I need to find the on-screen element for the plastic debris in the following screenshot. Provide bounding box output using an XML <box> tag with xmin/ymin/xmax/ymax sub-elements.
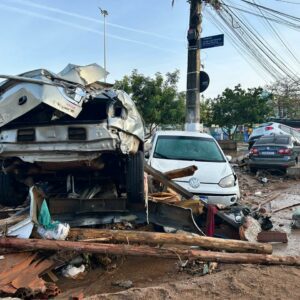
<box><xmin>261</xmin><ymin>177</ymin><xmax>268</xmax><ymax>184</ymax></box>
<box><xmin>38</xmin><ymin>200</ymin><xmax>52</xmax><ymax>229</ymax></box>
<box><xmin>37</xmin><ymin>199</ymin><xmax>70</xmax><ymax>240</ymax></box>
<box><xmin>62</xmin><ymin>264</ymin><xmax>85</xmax><ymax>279</ymax></box>
<box><xmin>37</xmin><ymin>223</ymin><xmax>70</xmax><ymax>240</ymax></box>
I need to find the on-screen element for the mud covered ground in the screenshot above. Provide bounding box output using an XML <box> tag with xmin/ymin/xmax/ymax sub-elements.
<box><xmin>57</xmin><ymin>165</ymin><xmax>300</xmax><ymax>300</ymax></box>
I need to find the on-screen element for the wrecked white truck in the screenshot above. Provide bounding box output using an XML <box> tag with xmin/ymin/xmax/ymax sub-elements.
<box><xmin>0</xmin><ymin>64</ymin><xmax>145</xmax><ymax>211</ymax></box>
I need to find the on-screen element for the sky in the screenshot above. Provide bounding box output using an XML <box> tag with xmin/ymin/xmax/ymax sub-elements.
<box><xmin>0</xmin><ymin>0</ymin><xmax>299</xmax><ymax>98</ymax></box>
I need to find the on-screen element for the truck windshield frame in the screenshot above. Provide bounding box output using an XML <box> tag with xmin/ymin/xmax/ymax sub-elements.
<box><xmin>153</xmin><ymin>135</ymin><xmax>226</xmax><ymax>162</ymax></box>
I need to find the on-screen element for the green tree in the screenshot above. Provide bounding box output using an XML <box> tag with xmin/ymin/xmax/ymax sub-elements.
<box><xmin>114</xmin><ymin>69</ymin><xmax>185</xmax><ymax>136</ymax></box>
<box><xmin>210</xmin><ymin>84</ymin><xmax>272</xmax><ymax>139</ymax></box>
<box><xmin>200</xmin><ymin>95</ymin><xmax>213</xmax><ymax>126</ymax></box>
<box><xmin>266</xmin><ymin>77</ymin><xmax>300</xmax><ymax>119</ymax></box>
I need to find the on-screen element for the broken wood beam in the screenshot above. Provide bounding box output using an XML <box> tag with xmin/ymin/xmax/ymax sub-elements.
<box><xmin>144</xmin><ymin>163</ymin><xmax>194</xmax><ymax>200</ymax></box>
<box><xmin>144</xmin><ymin>162</ymin><xmax>240</xmax><ymax>228</ymax></box>
<box><xmin>257</xmin><ymin>231</ymin><xmax>288</xmax><ymax>243</ymax></box>
<box><xmin>68</xmin><ymin>228</ymin><xmax>272</xmax><ymax>254</ymax></box>
<box><xmin>272</xmin><ymin>203</ymin><xmax>300</xmax><ymax>213</ymax></box>
<box><xmin>164</xmin><ymin>165</ymin><xmax>198</xmax><ymax>180</ymax></box>
<box><xmin>0</xmin><ymin>238</ymin><xmax>299</xmax><ymax>266</ymax></box>
<box><xmin>0</xmin><ymin>214</ymin><xmax>28</xmax><ymax>227</ymax></box>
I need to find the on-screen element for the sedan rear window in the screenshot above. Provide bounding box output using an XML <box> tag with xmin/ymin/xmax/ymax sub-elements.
<box><xmin>153</xmin><ymin>136</ymin><xmax>225</xmax><ymax>162</ymax></box>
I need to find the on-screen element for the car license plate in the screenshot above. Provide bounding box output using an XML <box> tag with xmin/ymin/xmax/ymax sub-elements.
<box><xmin>261</xmin><ymin>151</ymin><xmax>275</xmax><ymax>155</ymax></box>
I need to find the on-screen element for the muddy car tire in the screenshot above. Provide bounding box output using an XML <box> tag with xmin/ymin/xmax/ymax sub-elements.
<box><xmin>0</xmin><ymin>173</ymin><xmax>28</xmax><ymax>207</ymax></box>
<box><xmin>126</xmin><ymin>151</ymin><xmax>144</xmax><ymax>203</ymax></box>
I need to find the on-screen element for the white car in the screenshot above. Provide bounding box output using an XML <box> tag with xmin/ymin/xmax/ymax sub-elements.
<box><xmin>248</xmin><ymin>122</ymin><xmax>300</xmax><ymax>149</ymax></box>
<box><xmin>147</xmin><ymin>131</ymin><xmax>240</xmax><ymax>207</ymax></box>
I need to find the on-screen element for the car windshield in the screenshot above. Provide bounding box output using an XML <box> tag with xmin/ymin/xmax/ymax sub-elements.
<box><xmin>153</xmin><ymin>136</ymin><xmax>225</xmax><ymax>162</ymax></box>
<box><xmin>256</xmin><ymin>136</ymin><xmax>290</xmax><ymax>145</ymax></box>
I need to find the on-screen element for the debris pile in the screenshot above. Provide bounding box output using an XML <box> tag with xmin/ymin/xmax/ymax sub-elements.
<box><xmin>0</xmin><ymin>163</ymin><xmax>299</xmax><ymax>299</ymax></box>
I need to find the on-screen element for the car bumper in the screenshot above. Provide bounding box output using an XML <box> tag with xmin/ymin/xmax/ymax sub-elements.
<box><xmin>249</xmin><ymin>159</ymin><xmax>296</xmax><ymax>169</ymax></box>
<box><xmin>174</xmin><ymin>180</ymin><xmax>240</xmax><ymax>207</ymax></box>
<box><xmin>0</xmin><ymin>123</ymin><xmax>140</xmax><ymax>163</ymax></box>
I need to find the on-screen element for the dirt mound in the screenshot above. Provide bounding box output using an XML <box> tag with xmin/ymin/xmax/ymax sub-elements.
<box><xmin>87</xmin><ymin>265</ymin><xmax>300</xmax><ymax>300</ymax></box>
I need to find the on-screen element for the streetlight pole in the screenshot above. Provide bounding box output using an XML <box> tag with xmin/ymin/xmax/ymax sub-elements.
<box><xmin>185</xmin><ymin>0</ymin><xmax>202</xmax><ymax>132</ymax></box>
<box><xmin>99</xmin><ymin>7</ymin><xmax>108</xmax><ymax>83</ymax></box>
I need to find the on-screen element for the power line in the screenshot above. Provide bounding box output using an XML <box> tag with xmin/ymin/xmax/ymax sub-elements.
<box><xmin>222</xmin><ymin>3</ymin><xmax>300</xmax><ymax>30</ymax></box>
<box><xmin>251</xmin><ymin>0</ymin><xmax>300</xmax><ymax>66</ymax></box>
<box><xmin>205</xmin><ymin>0</ymin><xmax>300</xmax><ymax>82</ymax></box>
<box><xmin>273</xmin><ymin>0</ymin><xmax>300</xmax><ymax>4</ymax></box>
<box><xmin>226</xmin><ymin>6</ymin><xmax>299</xmax><ymax>79</ymax></box>
<box><xmin>240</xmin><ymin>0</ymin><xmax>300</xmax><ymax>21</ymax></box>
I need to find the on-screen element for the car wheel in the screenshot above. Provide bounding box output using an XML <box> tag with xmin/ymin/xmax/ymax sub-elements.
<box><xmin>0</xmin><ymin>173</ymin><xmax>28</xmax><ymax>207</ymax></box>
<box><xmin>126</xmin><ymin>151</ymin><xmax>144</xmax><ymax>203</ymax></box>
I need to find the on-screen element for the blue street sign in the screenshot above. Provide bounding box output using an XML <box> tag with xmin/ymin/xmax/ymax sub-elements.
<box><xmin>200</xmin><ymin>34</ymin><xmax>224</xmax><ymax>49</ymax></box>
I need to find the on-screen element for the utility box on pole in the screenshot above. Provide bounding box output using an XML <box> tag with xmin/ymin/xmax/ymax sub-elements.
<box><xmin>185</xmin><ymin>0</ymin><xmax>202</xmax><ymax>132</ymax></box>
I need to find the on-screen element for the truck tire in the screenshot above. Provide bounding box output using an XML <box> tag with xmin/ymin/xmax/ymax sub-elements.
<box><xmin>0</xmin><ymin>173</ymin><xmax>28</xmax><ymax>207</ymax></box>
<box><xmin>126</xmin><ymin>151</ymin><xmax>144</xmax><ymax>203</ymax></box>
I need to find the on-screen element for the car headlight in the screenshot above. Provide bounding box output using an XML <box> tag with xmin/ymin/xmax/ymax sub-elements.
<box><xmin>219</xmin><ymin>174</ymin><xmax>235</xmax><ymax>188</ymax></box>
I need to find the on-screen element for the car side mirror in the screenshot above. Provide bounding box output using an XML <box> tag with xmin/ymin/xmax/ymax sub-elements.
<box><xmin>226</xmin><ymin>155</ymin><xmax>232</xmax><ymax>162</ymax></box>
<box><xmin>145</xmin><ymin>151</ymin><xmax>150</xmax><ymax>159</ymax></box>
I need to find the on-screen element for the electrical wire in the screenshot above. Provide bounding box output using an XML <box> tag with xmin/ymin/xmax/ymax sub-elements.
<box><xmin>251</xmin><ymin>0</ymin><xmax>300</xmax><ymax>66</ymax></box>
<box><xmin>204</xmin><ymin>0</ymin><xmax>300</xmax><ymax>82</ymax></box>
<box><xmin>240</xmin><ymin>0</ymin><xmax>300</xmax><ymax>21</ymax></box>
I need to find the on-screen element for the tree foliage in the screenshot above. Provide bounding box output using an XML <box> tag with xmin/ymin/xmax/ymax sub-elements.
<box><xmin>114</xmin><ymin>69</ymin><xmax>185</xmax><ymax>135</ymax></box>
<box><xmin>266</xmin><ymin>77</ymin><xmax>300</xmax><ymax>119</ymax></box>
<box><xmin>200</xmin><ymin>95</ymin><xmax>213</xmax><ymax>126</ymax></box>
<box><xmin>209</xmin><ymin>84</ymin><xmax>272</xmax><ymax>139</ymax></box>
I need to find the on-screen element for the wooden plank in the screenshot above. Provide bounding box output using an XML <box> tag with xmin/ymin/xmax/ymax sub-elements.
<box><xmin>257</xmin><ymin>231</ymin><xmax>288</xmax><ymax>243</ymax></box>
<box><xmin>272</xmin><ymin>203</ymin><xmax>300</xmax><ymax>213</ymax></box>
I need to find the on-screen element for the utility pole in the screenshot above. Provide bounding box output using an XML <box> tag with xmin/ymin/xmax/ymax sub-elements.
<box><xmin>99</xmin><ymin>7</ymin><xmax>108</xmax><ymax>83</ymax></box>
<box><xmin>185</xmin><ymin>0</ymin><xmax>202</xmax><ymax>132</ymax></box>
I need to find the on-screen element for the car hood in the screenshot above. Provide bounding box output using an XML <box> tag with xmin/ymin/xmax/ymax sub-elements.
<box><xmin>150</xmin><ymin>158</ymin><xmax>233</xmax><ymax>184</ymax></box>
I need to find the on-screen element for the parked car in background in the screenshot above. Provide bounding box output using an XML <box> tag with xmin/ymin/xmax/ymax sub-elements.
<box><xmin>248</xmin><ymin>122</ymin><xmax>300</xmax><ymax>149</ymax></box>
<box><xmin>146</xmin><ymin>131</ymin><xmax>240</xmax><ymax>207</ymax></box>
<box><xmin>248</xmin><ymin>134</ymin><xmax>300</xmax><ymax>173</ymax></box>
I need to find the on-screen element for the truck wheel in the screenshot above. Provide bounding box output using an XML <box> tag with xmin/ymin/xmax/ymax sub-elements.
<box><xmin>0</xmin><ymin>173</ymin><xmax>28</xmax><ymax>207</ymax></box>
<box><xmin>126</xmin><ymin>151</ymin><xmax>144</xmax><ymax>203</ymax></box>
